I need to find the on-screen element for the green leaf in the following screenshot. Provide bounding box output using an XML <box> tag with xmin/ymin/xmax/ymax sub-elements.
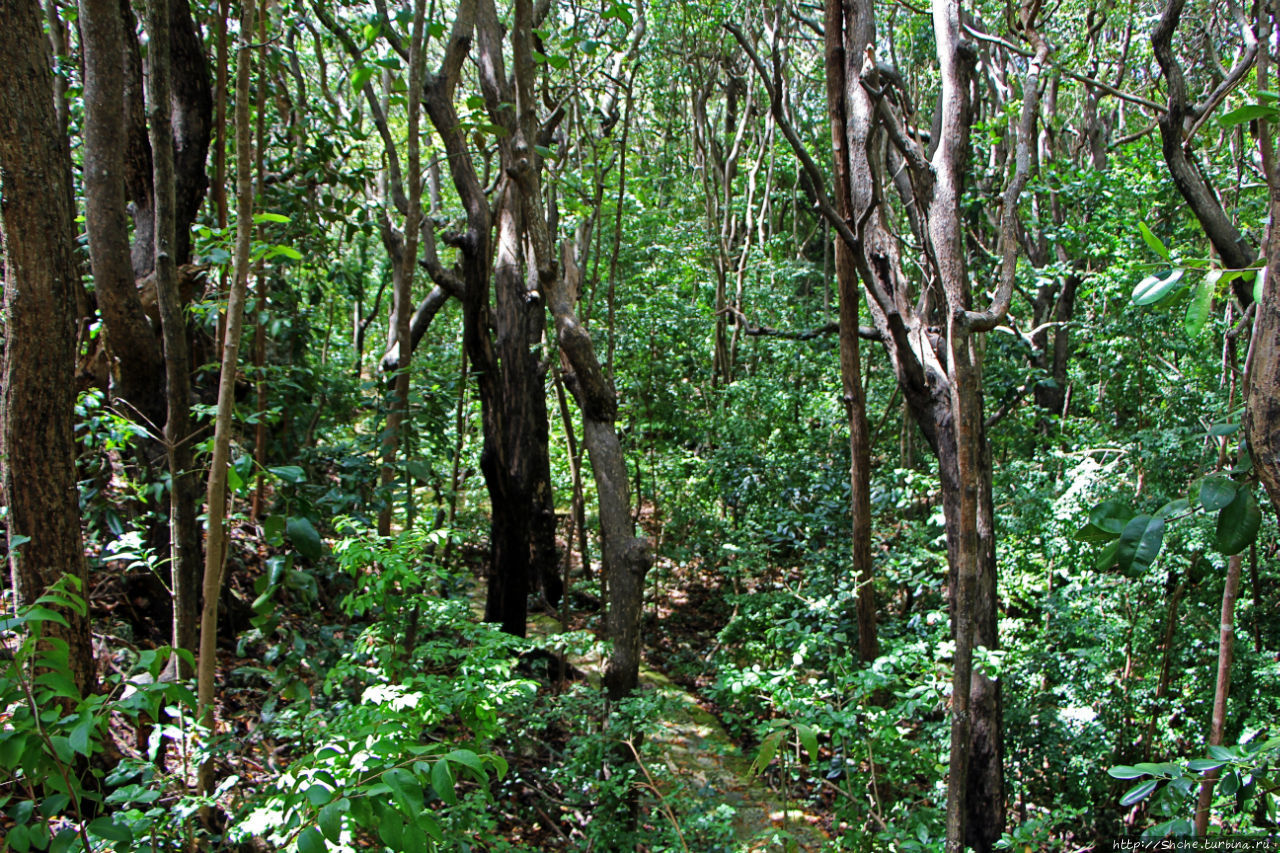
<box><xmin>1108</xmin><ymin>764</ymin><xmax>1146</xmax><ymax>779</ymax></box>
<box><xmin>34</xmin><ymin>671</ymin><xmax>80</xmax><ymax>701</ymax></box>
<box><xmin>23</xmin><ymin>606</ymin><xmax>69</xmax><ymax>627</ymax></box>
<box><xmin>1120</xmin><ymin>778</ymin><xmax>1159</xmax><ymax>806</ymax></box>
<box><xmin>318</xmin><ymin>798</ymin><xmax>349</xmax><ymax>842</ymax></box>
<box><xmin>1220</xmin><ymin>102</ymin><xmax>1280</xmax><ymax>128</ymax></box>
<box><xmin>1132</xmin><ymin>268</ymin><xmax>1185</xmax><ymax>305</ymax></box>
<box><xmin>1106</xmin><ymin>514</ymin><xmax>1163</xmax><ymax>575</ymax></box>
<box><xmin>1215</xmin><ymin>486</ymin><xmax>1261</xmax><ymax>555</ymax></box>
<box><xmin>351</xmin><ymin>65</ymin><xmax>376</xmax><ymax>92</ymax></box>
<box><xmin>1199</xmin><ymin>475</ymin><xmax>1238</xmax><ymax>511</ymax></box>
<box><xmin>1155</xmin><ymin>498</ymin><xmax>1189</xmax><ymax>519</ymax></box>
<box><xmin>69</xmin><ymin>714</ymin><xmax>94</xmax><ymax>757</ymax></box>
<box><xmin>263</xmin><ymin>515</ymin><xmax>287</xmax><ymax>547</ymax></box>
<box><xmin>227</xmin><ymin>463</ymin><xmax>244</xmax><ymax>495</ymax></box>
<box><xmin>253</xmin><ymin>212</ymin><xmax>291</xmax><ymax>224</ymax></box>
<box><xmin>1133</xmin><ymin>761</ymin><xmax>1180</xmax><ymax>777</ymax></box>
<box><xmin>406</xmin><ymin>459</ymin><xmax>432</xmax><ymax>485</ymax></box>
<box><xmin>1255</xmin><ymin>266</ymin><xmax>1266</xmax><ymax>303</ymax></box>
<box><xmin>266</xmin><ymin>244</ymin><xmax>303</xmax><ymax>261</ymax></box>
<box><xmin>50</xmin><ymin>829</ymin><xmax>77</xmax><ymax>853</ymax></box>
<box><xmin>86</xmin><ymin>817</ymin><xmax>133</xmax><ymax>842</ymax></box>
<box><xmin>750</xmin><ymin>729</ymin><xmax>786</xmax><ymax>777</ymax></box>
<box><xmin>795</xmin><ymin>722</ymin><xmax>819</xmax><ymax>763</ymax></box>
<box><xmin>298</xmin><ymin>826</ymin><xmax>326</xmax><ymax>853</ymax></box>
<box><xmin>305</xmin><ymin>783</ymin><xmax>333</xmax><ymax>807</ymax></box>
<box><xmin>1075</xmin><ymin>523</ymin><xmax>1117</xmax><ymax>544</ymax></box>
<box><xmin>287</xmin><ymin>517</ymin><xmax>325</xmax><ymax>561</ymax></box>
<box><xmin>1208</xmin><ymin>744</ymin><xmax>1237</xmax><ymax>760</ymax></box>
<box><xmin>445</xmin><ymin>748</ymin><xmax>485</xmax><ymax>779</ymax></box>
<box><xmin>1187</xmin><ymin>759</ymin><xmax>1225</xmax><ymax>772</ymax></box>
<box><xmin>8</xmin><ymin>824</ymin><xmax>30</xmax><ymax>853</ymax></box>
<box><xmin>1139</xmin><ymin>223</ymin><xmax>1171</xmax><ymax>262</ymax></box>
<box><xmin>1184</xmin><ymin>271</ymin><xmax>1217</xmax><ymax>336</ymax></box>
<box><xmin>269</xmin><ymin>465</ymin><xmax>306</xmax><ymax>484</ymax></box>
<box><xmin>431</xmin><ymin>757</ymin><xmax>456</xmax><ymax>805</ymax></box>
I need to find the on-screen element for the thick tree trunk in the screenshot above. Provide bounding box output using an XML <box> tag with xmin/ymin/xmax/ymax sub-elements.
<box><xmin>0</xmin><ymin>0</ymin><xmax>95</xmax><ymax>697</ymax></box>
<box><xmin>79</xmin><ymin>0</ymin><xmax>168</xmax><ymax>428</ymax></box>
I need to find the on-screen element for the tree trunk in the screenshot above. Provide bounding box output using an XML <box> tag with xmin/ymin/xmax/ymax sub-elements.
<box><xmin>79</xmin><ymin>0</ymin><xmax>167</xmax><ymax>428</ymax></box>
<box><xmin>1194</xmin><ymin>552</ymin><xmax>1242</xmax><ymax>834</ymax></box>
<box><xmin>0</xmin><ymin>0</ymin><xmax>95</xmax><ymax>697</ymax></box>
<box><xmin>197</xmin><ymin>0</ymin><xmax>254</xmax><ymax>800</ymax></box>
<box><xmin>823</xmin><ymin>0</ymin><xmax>878</xmax><ymax>665</ymax></box>
<box><xmin>144</xmin><ymin>0</ymin><xmax>202</xmax><ymax>665</ymax></box>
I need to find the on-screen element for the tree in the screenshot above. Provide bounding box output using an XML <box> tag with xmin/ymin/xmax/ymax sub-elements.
<box><xmin>0</xmin><ymin>0</ymin><xmax>95</xmax><ymax>697</ymax></box>
<box><xmin>733</xmin><ymin>0</ymin><xmax>1051</xmax><ymax>845</ymax></box>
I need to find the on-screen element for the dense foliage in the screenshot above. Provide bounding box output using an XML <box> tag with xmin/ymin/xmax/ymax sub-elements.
<box><xmin>2</xmin><ymin>0</ymin><xmax>1279</xmax><ymax>850</ymax></box>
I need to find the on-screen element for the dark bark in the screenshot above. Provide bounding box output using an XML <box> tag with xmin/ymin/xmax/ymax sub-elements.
<box><xmin>122</xmin><ymin>0</ymin><xmax>212</xmax><ymax>277</ymax></box>
<box><xmin>0</xmin><ymin>0</ymin><xmax>95</xmax><ymax>697</ymax></box>
<box><xmin>552</xmin><ymin>233</ymin><xmax>651</xmax><ymax>698</ymax></box>
<box><xmin>145</xmin><ymin>0</ymin><xmax>202</xmax><ymax>661</ymax></box>
<box><xmin>79</xmin><ymin>0</ymin><xmax>167</xmax><ymax>428</ymax></box>
<box><xmin>823</xmin><ymin>0</ymin><xmax>878</xmax><ymax>665</ymax></box>
<box><xmin>1153</xmin><ymin>0</ymin><xmax>1256</xmax><ymax>305</ymax></box>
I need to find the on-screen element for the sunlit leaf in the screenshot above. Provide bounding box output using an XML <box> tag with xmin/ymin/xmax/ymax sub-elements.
<box><xmin>1132</xmin><ymin>268</ymin><xmax>1185</xmax><ymax>305</ymax></box>
<box><xmin>1139</xmin><ymin>222</ymin><xmax>1171</xmax><ymax>261</ymax></box>
<box><xmin>1120</xmin><ymin>778</ymin><xmax>1159</xmax><ymax>806</ymax></box>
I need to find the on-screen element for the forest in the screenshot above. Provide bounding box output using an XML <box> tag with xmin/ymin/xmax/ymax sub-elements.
<box><xmin>2</xmin><ymin>0</ymin><xmax>1280</xmax><ymax>849</ymax></box>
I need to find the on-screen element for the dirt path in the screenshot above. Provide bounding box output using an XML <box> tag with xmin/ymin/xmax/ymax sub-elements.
<box><xmin>529</xmin><ymin>612</ymin><xmax>831</xmax><ymax>851</ymax></box>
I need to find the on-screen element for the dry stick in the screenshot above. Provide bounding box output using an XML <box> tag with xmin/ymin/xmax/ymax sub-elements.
<box><xmin>1194</xmin><ymin>551</ymin><xmax>1243</xmax><ymax>834</ymax></box>
<box><xmin>197</xmin><ymin>0</ymin><xmax>255</xmax><ymax>805</ymax></box>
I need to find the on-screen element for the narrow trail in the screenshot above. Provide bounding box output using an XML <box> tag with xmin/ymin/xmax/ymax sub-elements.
<box><xmin>527</xmin><ymin>611</ymin><xmax>831</xmax><ymax>851</ymax></box>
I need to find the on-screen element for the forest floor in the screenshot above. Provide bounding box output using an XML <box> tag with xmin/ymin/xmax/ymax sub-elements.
<box><xmin>88</xmin><ymin>511</ymin><xmax>836</xmax><ymax>850</ymax></box>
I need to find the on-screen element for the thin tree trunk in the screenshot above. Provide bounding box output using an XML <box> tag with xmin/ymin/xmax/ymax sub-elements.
<box><xmin>144</xmin><ymin>0</ymin><xmax>201</xmax><ymax>666</ymax></box>
<box><xmin>197</xmin><ymin>0</ymin><xmax>254</xmax><ymax>800</ymax></box>
<box><xmin>1194</xmin><ymin>552</ymin><xmax>1242</xmax><ymax>834</ymax></box>
<box><xmin>0</xmin><ymin>0</ymin><xmax>95</xmax><ymax>696</ymax></box>
<box><xmin>250</xmin><ymin>7</ymin><xmax>268</xmax><ymax>522</ymax></box>
<box><xmin>823</xmin><ymin>0</ymin><xmax>878</xmax><ymax>665</ymax></box>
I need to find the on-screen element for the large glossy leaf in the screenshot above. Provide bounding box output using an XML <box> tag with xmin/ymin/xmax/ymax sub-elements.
<box><xmin>1184</xmin><ymin>271</ymin><xmax>1218</xmax><ymax>336</ymax></box>
<box><xmin>287</xmin><ymin>517</ymin><xmax>325</xmax><ymax>561</ymax></box>
<box><xmin>1132</xmin><ymin>268</ymin><xmax>1185</xmax><ymax>305</ymax></box>
<box><xmin>1215</xmin><ymin>487</ymin><xmax>1261</xmax><ymax>555</ymax></box>
<box><xmin>1120</xmin><ymin>778</ymin><xmax>1159</xmax><ymax>806</ymax></box>
<box><xmin>1075</xmin><ymin>500</ymin><xmax>1134</xmax><ymax>543</ymax></box>
<box><xmin>1198</xmin><ymin>475</ymin><xmax>1238</xmax><ymax>511</ymax></box>
<box><xmin>1220</xmin><ymin>102</ymin><xmax>1280</xmax><ymax>128</ymax></box>
<box><xmin>1124</xmin><ymin>515</ymin><xmax>1165</xmax><ymax>575</ymax></box>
